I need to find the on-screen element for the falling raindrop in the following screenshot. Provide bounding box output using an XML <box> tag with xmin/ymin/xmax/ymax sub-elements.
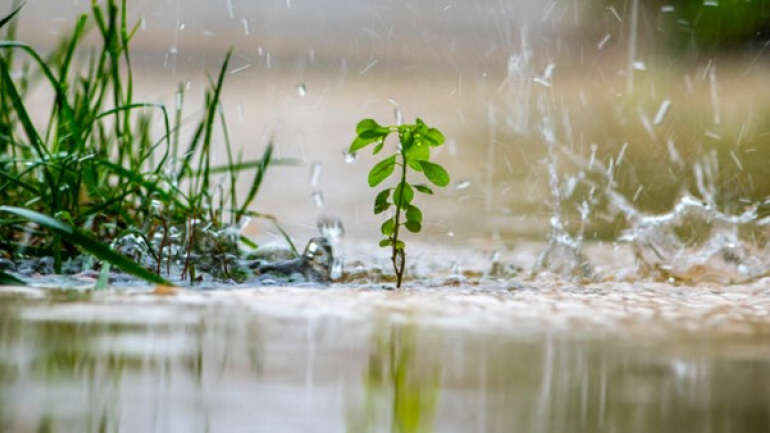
<box><xmin>456</xmin><ymin>180</ymin><xmax>471</xmax><ymax>190</ymax></box>
<box><xmin>388</xmin><ymin>98</ymin><xmax>403</xmax><ymax>126</ymax></box>
<box><xmin>654</xmin><ymin>100</ymin><xmax>672</xmax><ymax>125</ymax></box>
<box><xmin>178</xmin><ymin>22</ymin><xmax>186</xmax><ymax>31</ymax></box>
<box><xmin>331</xmin><ymin>258</ymin><xmax>343</xmax><ymax>280</ymax></box>
<box><xmin>226</xmin><ymin>0</ymin><xmax>234</xmax><ymax>19</ymax></box>
<box><xmin>317</xmin><ymin>215</ymin><xmax>345</xmax><ymax>242</ymax></box>
<box><xmin>360</xmin><ymin>60</ymin><xmax>378</xmax><ymax>74</ymax></box>
<box><xmin>230</xmin><ymin>64</ymin><xmax>251</xmax><ymax>74</ymax></box>
<box><xmin>597</xmin><ymin>33</ymin><xmax>611</xmax><ymax>50</ymax></box>
<box><xmin>296</xmin><ymin>83</ymin><xmax>307</xmax><ymax>97</ymax></box>
<box><xmin>309</xmin><ymin>162</ymin><xmax>322</xmax><ymax>186</ymax></box>
<box><xmin>311</xmin><ymin>191</ymin><xmax>325</xmax><ymax>208</ymax></box>
<box><xmin>343</xmin><ymin>150</ymin><xmax>358</xmax><ymax>164</ymax></box>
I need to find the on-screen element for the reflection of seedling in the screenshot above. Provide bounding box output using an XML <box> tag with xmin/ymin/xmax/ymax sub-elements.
<box><xmin>349</xmin><ymin>118</ymin><xmax>450</xmax><ymax>288</ymax></box>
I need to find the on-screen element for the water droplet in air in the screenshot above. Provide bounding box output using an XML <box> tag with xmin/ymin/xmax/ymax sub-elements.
<box><xmin>456</xmin><ymin>180</ymin><xmax>471</xmax><ymax>190</ymax></box>
<box><xmin>150</xmin><ymin>200</ymin><xmax>164</xmax><ymax>215</ymax></box>
<box><xmin>309</xmin><ymin>162</ymin><xmax>322</xmax><ymax>186</ymax></box>
<box><xmin>343</xmin><ymin>150</ymin><xmax>358</xmax><ymax>164</ymax></box>
<box><xmin>311</xmin><ymin>191</ymin><xmax>325</xmax><ymax>208</ymax></box>
<box><xmin>388</xmin><ymin>98</ymin><xmax>402</xmax><ymax>125</ymax></box>
<box><xmin>296</xmin><ymin>83</ymin><xmax>307</xmax><ymax>97</ymax></box>
<box><xmin>179</xmin><ymin>22</ymin><xmax>186</xmax><ymax>31</ymax></box>
<box><xmin>597</xmin><ymin>33</ymin><xmax>611</xmax><ymax>50</ymax></box>
<box><xmin>654</xmin><ymin>100</ymin><xmax>672</xmax><ymax>125</ymax></box>
<box><xmin>331</xmin><ymin>258</ymin><xmax>343</xmax><ymax>280</ymax></box>
<box><xmin>317</xmin><ymin>215</ymin><xmax>345</xmax><ymax>242</ymax></box>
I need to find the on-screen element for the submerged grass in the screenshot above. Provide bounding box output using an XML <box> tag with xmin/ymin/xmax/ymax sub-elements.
<box><xmin>0</xmin><ymin>1</ymin><xmax>287</xmax><ymax>284</ymax></box>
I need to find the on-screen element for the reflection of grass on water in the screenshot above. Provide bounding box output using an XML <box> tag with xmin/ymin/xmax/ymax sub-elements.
<box><xmin>349</xmin><ymin>322</ymin><xmax>441</xmax><ymax>433</ymax></box>
<box><xmin>0</xmin><ymin>1</ymin><xmax>285</xmax><ymax>284</ymax></box>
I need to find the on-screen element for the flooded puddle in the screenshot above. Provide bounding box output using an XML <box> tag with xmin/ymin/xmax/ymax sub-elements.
<box><xmin>3</xmin><ymin>241</ymin><xmax>770</xmax><ymax>433</ymax></box>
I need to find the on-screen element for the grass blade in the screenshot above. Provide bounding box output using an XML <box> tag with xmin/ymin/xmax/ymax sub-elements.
<box><xmin>0</xmin><ymin>270</ymin><xmax>24</xmax><ymax>285</ymax></box>
<box><xmin>0</xmin><ymin>206</ymin><xmax>171</xmax><ymax>285</ymax></box>
<box><xmin>236</xmin><ymin>143</ymin><xmax>273</xmax><ymax>222</ymax></box>
<box><xmin>0</xmin><ymin>2</ymin><xmax>24</xmax><ymax>31</ymax></box>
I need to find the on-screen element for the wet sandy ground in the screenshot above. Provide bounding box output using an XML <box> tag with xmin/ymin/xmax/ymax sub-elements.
<box><xmin>3</xmin><ymin>241</ymin><xmax>770</xmax><ymax>340</ymax></box>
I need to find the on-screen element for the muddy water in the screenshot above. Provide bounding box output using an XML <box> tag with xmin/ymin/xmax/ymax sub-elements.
<box><xmin>3</xmin><ymin>242</ymin><xmax>770</xmax><ymax>433</ymax></box>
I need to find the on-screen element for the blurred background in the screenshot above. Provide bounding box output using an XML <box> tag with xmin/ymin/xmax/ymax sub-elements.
<box><xmin>10</xmin><ymin>0</ymin><xmax>770</xmax><ymax>246</ymax></box>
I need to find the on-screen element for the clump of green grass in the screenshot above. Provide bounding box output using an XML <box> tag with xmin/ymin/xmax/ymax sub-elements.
<box><xmin>0</xmin><ymin>1</ymin><xmax>285</xmax><ymax>284</ymax></box>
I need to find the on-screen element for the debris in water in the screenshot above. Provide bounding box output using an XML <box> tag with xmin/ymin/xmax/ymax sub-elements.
<box><xmin>250</xmin><ymin>237</ymin><xmax>334</xmax><ymax>283</ymax></box>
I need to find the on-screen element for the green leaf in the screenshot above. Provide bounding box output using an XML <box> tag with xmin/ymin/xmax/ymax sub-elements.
<box><xmin>374</xmin><ymin>189</ymin><xmax>391</xmax><ymax>214</ymax></box>
<box><xmin>405</xmin><ymin>141</ymin><xmax>429</xmax><ymax>162</ymax></box>
<box><xmin>413</xmin><ymin>184</ymin><xmax>434</xmax><ymax>195</ymax></box>
<box><xmin>381</xmin><ymin>218</ymin><xmax>395</xmax><ymax>236</ymax></box>
<box><xmin>394</xmin><ymin>240</ymin><xmax>405</xmax><ymax>251</ymax></box>
<box><xmin>407</xmin><ymin>159</ymin><xmax>423</xmax><ymax>172</ymax></box>
<box><xmin>393</xmin><ymin>182</ymin><xmax>414</xmax><ymax>206</ymax></box>
<box><xmin>379</xmin><ymin>238</ymin><xmax>392</xmax><ymax>248</ymax></box>
<box><xmin>372</xmin><ymin>141</ymin><xmax>385</xmax><ymax>155</ymax></box>
<box><xmin>418</xmin><ymin>161</ymin><xmax>450</xmax><ymax>187</ymax></box>
<box><xmin>0</xmin><ymin>270</ymin><xmax>24</xmax><ymax>286</ymax></box>
<box><xmin>350</xmin><ymin>135</ymin><xmax>379</xmax><ymax>153</ymax></box>
<box><xmin>356</xmin><ymin>118</ymin><xmax>390</xmax><ymax>138</ymax></box>
<box><xmin>423</xmin><ymin>127</ymin><xmax>445</xmax><ymax>146</ymax></box>
<box><xmin>415</xmin><ymin>118</ymin><xmax>445</xmax><ymax>145</ymax></box>
<box><xmin>405</xmin><ymin>205</ymin><xmax>423</xmax><ymax>224</ymax></box>
<box><xmin>0</xmin><ymin>206</ymin><xmax>171</xmax><ymax>285</ymax></box>
<box><xmin>398</xmin><ymin>128</ymin><xmax>415</xmax><ymax>151</ymax></box>
<box><xmin>368</xmin><ymin>155</ymin><xmax>396</xmax><ymax>187</ymax></box>
<box><xmin>404</xmin><ymin>220</ymin><xmax>422</xmax><ymax>233</ymax></box>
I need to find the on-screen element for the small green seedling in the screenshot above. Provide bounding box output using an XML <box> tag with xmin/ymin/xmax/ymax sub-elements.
<box><xmin>349</xmin><ymin>118</ymin><xmax>450</xmax><ymax>288</ymax></box>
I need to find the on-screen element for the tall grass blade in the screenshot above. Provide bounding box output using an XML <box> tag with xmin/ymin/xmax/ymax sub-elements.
<box><xmin>0</xmin><ymin>2</ymin><xmax>24</xmax><ymax>30</ymax></box>
<box><xmin>236</xmin><ymin>143</ymin><xmax>273</xmax><ymax>222</ymax></box>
